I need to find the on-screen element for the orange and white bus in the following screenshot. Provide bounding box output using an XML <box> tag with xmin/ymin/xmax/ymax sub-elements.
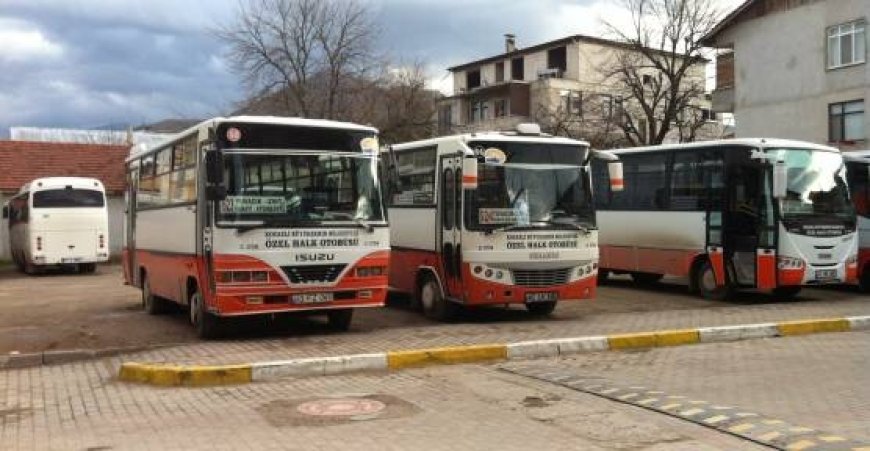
<box><xmin>844</xmin><ymin>150</ymin><xmax>870</xmax><ymax>291</ymax></box>
<box><xmin>386</xmin><ymin>124</ymin><xmax>622</xmax><ymax>320</ymax></box>
<box><xmin>123</xmin><ymin>116</ymin><xmax>390</xmax><ymax>338</ymax></box>
<box><xmin>594</xmin><ymin>139</ymin><xmax>858</xmax><ymax>300</ymax></box>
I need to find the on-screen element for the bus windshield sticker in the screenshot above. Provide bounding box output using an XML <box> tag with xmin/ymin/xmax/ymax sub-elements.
<box><xmin>479</xmin><ymin>208</ymin><xmax>518</xmax><ymax>224</ymax></box>
<box><xmin>360</xmin><ymin>137</ymin><xmax>379</xmax><ymax>154</ymax></box>
<box><xmin>484</xmin><ymin>148</ymin><xmax>507</xmax><ymax>164</ymax></box>
<box><xmin>220</xmin><ymin>196</ymin><xmax>286</xmax><ymax>214</ymax></box>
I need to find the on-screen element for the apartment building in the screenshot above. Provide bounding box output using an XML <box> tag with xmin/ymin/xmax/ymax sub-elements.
<box><xmin>438</xmin><ymin>33</ymin><xmax>716</xmax><ymax>144</ymax></box>
<box><xmin>704</xmin><ymin>0</ymin><xmax>867</xmax><ymax>150</ymax></box>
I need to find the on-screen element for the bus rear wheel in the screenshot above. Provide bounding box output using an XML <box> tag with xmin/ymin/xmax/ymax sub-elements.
<box><xmin>419</xmin><ymin>275</ymin><xmax>457</xmax><ymax>321</ymax></box>
<box><xmin>78</xmin><ymin>263</ymin><xmax>96</xmax><ymax>274</ymax></box>
<box><xmin>189</xmin><ymin>290</ymin><xmax>222</xmax><ymax>339</ymax></box>
<box><xmin>859</xmin><ymin>267</ymin><xmax>870</xmax><ymax>293</ymax></box>
<box><xmin>526</xmin><ymin>301</ymin><xmax>557</xmax><ymax>316</ymax></box>
<box><xmin>327</xmin><ymin>309</ymin><xmax>354</xmax><ymax>331</ymax></box>
<box><xmin>694</xmin><ymin>259</ymin><xmax>732</xmax><ymax>301</ymax></box>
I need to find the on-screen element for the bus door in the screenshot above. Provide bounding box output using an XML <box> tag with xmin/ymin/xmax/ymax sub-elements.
<box><xmin>126</xmin><ymin>168</ymin><xmax>139</xmax><ymax>285</ymax></box>
<box><xmin>755</xmin><ymin>164</ymin><xmax>778</xmax><ymax>290</ymax></box>
<box><xmin>724</xmin><ymin>155</ymin><xmax>767</xmax><ymax>288</ymax></box>
<box><xmin>439</xmin><ymin>154</ymin><xmax>463</xmax><ymax>300</ymax></box>
<box><xmin>705</xmin><ymin>151</ymin><xmax>727</xmax><ymax>288</ymax></box>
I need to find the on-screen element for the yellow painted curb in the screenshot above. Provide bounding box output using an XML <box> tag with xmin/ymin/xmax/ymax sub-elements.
<box><xmin>777</xmin><ymin>318</ymin><xmax>851</xmax><ymax>336</ymax></box>
<box><xmin>387</xmin><ymin>344</ymin><xmax>507</xmax><ymax>369</ymax></box>
<box><xmin>119</xmin><ymin>362</ymin><xmax>252</xmax><ymax>386</ymax></box>
<box><xmin>608</xmin><ymin>329</ymin><xmax>700</xmax><ymax>350</ymax></box>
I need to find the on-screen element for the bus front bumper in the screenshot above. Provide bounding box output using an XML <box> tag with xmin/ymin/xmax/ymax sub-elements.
<box><xmin>211</xmin><ymin>285</ymin><xmax>388</xmax><ymax>316</ymax></box>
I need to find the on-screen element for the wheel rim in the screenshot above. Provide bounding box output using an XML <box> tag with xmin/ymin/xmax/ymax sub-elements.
<box><xmin>421</xmin><ymin>282</ymin><xmax>436</xmax><ymax>312</ymax></box>
<box><xmin>190</xmin><ymin>293</ymin><xmax>201</xmax><ymax>326</ymax></box>
<box><xmin>700</xmin><ymin>266</ymin><xmax>718</xmax><ymax>293</ymax></box>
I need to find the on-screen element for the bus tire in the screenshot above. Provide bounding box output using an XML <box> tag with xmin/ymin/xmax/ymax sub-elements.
<box><xmin>597</xmin><ymin>270</ymin><xmax>610</xmax><ymax>284</ymax></box>
<box><xmin>694</xmin><ymin>259</ymin><xmax>732</xmax><ymax>301</ymax></box>
<box><xmin>327</xmin><ymin>309</ymin><xmax>354</xmax><ymax>331</ymax></box>
<box><xmin>142</xmin><ymin>274</ymin><xmax>170</xmax><ymax>315</ymax></box>
<box><xmin>526</xmin><ymin>301</ymin><xmax>557</xmax><ymax>316</ymax></box>
<box><xmin>79</xmin><ymin>263</ymin><xmax>97</xmax><ymax>274</ymax></box>
<box><xmin>771</xmin><ymin>286</ymin><xmax>801</xmax><ymax>300</ymax></box>
<box><xmin>189</xmin><ymin>290</ymin><xmax>222</xmax><ymax>339</ymax></box>
<box><xmin>860</xmin><ymin>267</ymin><xmax>870</xmax><ymax>293</ymax></box>
<box><xmin>631</xmin><ymin>272</ymin><xmax>663</xmax><ymax>285</ymax></box>
<box><xmin>419</xmin><ymin>275</ymin><xmax>456</xmax><ymax>321</ymax></box>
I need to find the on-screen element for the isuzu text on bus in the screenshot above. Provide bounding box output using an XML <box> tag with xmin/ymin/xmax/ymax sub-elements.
<box><xmin>123</xmin><ymin>116</ymin><xmax>390</xmax><ymax>338</ymax></box>
<box><xmin>386</xmin><ymin>124</ymin><xmax>622</xmax><ymax>320</ymax></box>
<box><xmin>594</xmin><ymin>139</ymin><xmax>858</xmax><ymax>300</ymax></box>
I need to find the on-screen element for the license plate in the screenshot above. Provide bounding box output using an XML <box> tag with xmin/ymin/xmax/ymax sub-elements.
<box><xmin>815</xmin><ymin>269</ymin><xmax>838</xmax><ymax>281</ymax></box>
<box><xmin>525</xmin><ymin>292</ymin><xmax>558</xmax><ymax>303</ymax></box>
<box><xmin>61</xmin><ymin>257</ymin><xmax>82</xmax><ymax>263</ymax></box>
<box><xmin>291</xmin><ymin>292</ymin><xmax>334</xmax><ymax>305</ymax></box>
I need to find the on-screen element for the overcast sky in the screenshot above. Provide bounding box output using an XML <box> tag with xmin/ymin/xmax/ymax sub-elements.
<box><xmin>0</xmin><ymin>0</ymin><xmax>742</xmax><ymax>137</ymax></box>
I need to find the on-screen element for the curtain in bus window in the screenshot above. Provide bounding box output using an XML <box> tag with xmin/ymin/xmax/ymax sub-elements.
<box><xmin>591</xmin><ymin>160</ymin><xmax>611</xmax><ymax>208</ymax></box>
<box><xmin>846</xmin><ymin>161</ymin><xmax>870</xmax><ymax>217</ymax></box>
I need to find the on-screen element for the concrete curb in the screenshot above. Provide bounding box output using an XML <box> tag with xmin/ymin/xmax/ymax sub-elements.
<box><xmin>1</xmin><ymin>344</ymin><xmax>172</xmax><ymax>370</ymax></box>
<box><xmin>117</xmin><ymin>315</ymin><xmax>870</xmax><ymax>387</ymax></box>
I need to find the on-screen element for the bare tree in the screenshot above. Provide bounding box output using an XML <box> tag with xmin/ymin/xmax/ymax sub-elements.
<box><xmin>535</xmin><ymin>93</ymin><xmax>630</xmax><ymax>149</ymax></box>
<box><xmin>602</xmin><ymin>0</ymin><xmax>721</xmax><ymax>146</ymax></box>
<box><xmin>217</xmin><ymin>0</ymin><xmax>377</xmax><ymax>120</ymax></box>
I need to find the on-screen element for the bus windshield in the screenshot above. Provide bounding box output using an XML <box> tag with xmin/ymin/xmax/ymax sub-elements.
<box><xmin>219</xmin><ymin>153</ymin><xmax>385</xmax><ymax>227</ymax></box>
<box><xmin>766</xmin><ymin>148</ymin><xmax>854</xmax><ymax>221</ymax></box>
<box><xmin>464</xmin><ymin>141</ymin><xmax>593</xmax><ymax>232</ymax></box>
<box><xmin>33</xmin><ymin>189</ymin><xmax>105</xmax><ymax>208</ymax></box>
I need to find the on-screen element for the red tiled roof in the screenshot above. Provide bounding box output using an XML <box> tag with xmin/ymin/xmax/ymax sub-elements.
<box><xmin>0</xmin><ymin>140</ymin><xmax>128</xmax><ymax>194</ymax></box>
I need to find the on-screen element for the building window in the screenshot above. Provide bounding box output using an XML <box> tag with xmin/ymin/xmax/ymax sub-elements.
<box><xmin>470</xmin><ymin>100</ymin><xmax>488</xmax><ymax>123</ymax></box>
<box><xmin>467</xmin><ymin>70</ymin><xmax>481</xmax><ymax>89</ymax></box>
<box><xmin>438</xmin><ymin>105</ymin><xmax>453</xmax><ymax>132</ymax></box>
<box><xmin>511</xmin><ymin>57</ymin><xmax>524</xmax><ymax>81</ymax></box>
<box><xmin>559</xmin><ymin>91</ymin><xmax>582</xmax><ymax>116</ymax></box>
<box><xmin>495</xmin><ymin>62</ymin><xmax>505</xmax><ymax>83</ymax></box>
<box><xmin>828</xmin><ymin>21</ymin><xmax>866</xmax><ymax>69</ymax></box>
<box><xmin>829</xmin><ymin>100</ymin><xmax>865</xmax><ymax>142</ymax></box>
<box><xmin>494</xmin><ymin>99</ymin><xmax>508</xmax><ymax>118</ymax></box>
<box><xmin>547</xmin><ymin>46</ymin><xmax>567</xmax><ymax>76</ymax></box>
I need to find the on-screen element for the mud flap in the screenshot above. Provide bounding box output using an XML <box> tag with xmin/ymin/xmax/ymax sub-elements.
<box><xmin>756</xmin><ymin>248</ymin><xmax>776</xmax><ymax>290</ymax></box>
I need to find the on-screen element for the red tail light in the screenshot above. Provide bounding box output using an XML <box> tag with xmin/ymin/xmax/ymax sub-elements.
<box><xmin>99</xmin><ymin>234</ymin><xmax>105</xmax><ymax>249</ymax></box>
<box><xmin>36</xmin><ymin>236</ymin><xmax>42</xmax><ymax>251</ymax></box>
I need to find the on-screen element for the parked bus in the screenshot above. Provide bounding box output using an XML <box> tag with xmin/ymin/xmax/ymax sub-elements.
<box><xmin>844</xmin><ymin>150</ymin><xmax>870</xmax><ymax>291</ymax></box>
<box><xmin>386</xmin><ymin>124</ymin><xmax>622</xmax><ymax>320</ymax></box>
<box><xmin>123</xmin><ymin>116</ymin><xmax>389</xmax><ymax>338</ymax></box>
<box><xmin>3</xmin><ymin>177</ymin><xmax>109</xmax><ymax>274</ymax></box>
<box><xmin>594</xmin><ymin>138</ymin><xmax>858</xmax><ymax>300</ymax></box>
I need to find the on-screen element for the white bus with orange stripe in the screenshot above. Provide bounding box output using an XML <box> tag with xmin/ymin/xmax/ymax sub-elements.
<box><xmin>123</xmin><ymin>117</ymin><xmax>389</xmax><ymax>338</ymax></box>
<box><xmin>386</xmin><ymin>124</ymin><xmax>622</xmax><ymax>320</ymax></box>
<box><xmin>843</xmin><ymin>151</ymin><xmax>870</xmax><ymax>291</ymax></box>
<box><xmin>594</xmin><ymin>138</ymin><xmax>858</xmax><ymax>300</ymax></box>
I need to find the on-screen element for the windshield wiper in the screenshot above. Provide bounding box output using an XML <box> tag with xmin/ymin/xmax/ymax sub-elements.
<box><xmin>225</xmin><ymin>221</ymin><xmax>267</xmax><ymax>234</ymax></box>
<box><xmin>485</xmin><ymin>224</ymin><xmax>530</xmax><ymax>235</ymax></box>
<box><xmin>353</xmin><ymin>217</ymin><xmax>374</xmax><ymax>233</ymax></box>
<box><xmin>542</xmin><ymin>220</ymin><xmax>594</xmax><ymax>234</ymax></box>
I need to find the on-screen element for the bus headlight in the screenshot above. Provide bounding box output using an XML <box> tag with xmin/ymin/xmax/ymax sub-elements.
<box><xmin>777</xmin><ymin>256</ymin><xmax>805</xmax><ymax>270</ymax></box>
<box><xmin>356</xmin><ymin>266</ymin><xmax>385</xmax><ymax>277</ymax></box>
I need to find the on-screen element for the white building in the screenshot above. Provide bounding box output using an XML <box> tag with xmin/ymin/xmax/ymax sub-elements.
<box><xmin>703</xmin><ymin>0</ymin><xmax>867</xmax><ymax>150</ymax></box>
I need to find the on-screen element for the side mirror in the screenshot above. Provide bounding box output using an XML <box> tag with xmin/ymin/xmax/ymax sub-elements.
<box><xmin>773</xmin><ymin>160</ymin><xmax>788</xmax><ymax>199</ymax></box>
<box><xmin>205</xmin><ymin>151</ymin><xmax>224</xmax><ymax>185</ymax></box>
<box><xmin>462</xmin><ymin>155</ymin><xmax>479</xmax><ymax>190</ymax></box>
<box><xmin>608</xmin><ymin>162</ymin><xmax>624</xmax><ymax>192</ymax></box>
<box><xmin>1</xmin><ymin>206</ymin><xmax>7</xmax><ymax>219</ymax></box>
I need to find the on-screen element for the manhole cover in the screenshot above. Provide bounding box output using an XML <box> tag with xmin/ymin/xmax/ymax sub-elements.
<box><xmin>296</xmin><ymin>398</ymin><xmax>387</xmax><ymax>417</ymax></box>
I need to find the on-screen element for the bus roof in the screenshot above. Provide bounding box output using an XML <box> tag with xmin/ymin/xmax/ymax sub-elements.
<box><xmin>127</xmin><ymin>116</ymin><xmax>378</xmax><ymax>161</ymax></box>
<box><xmin>19</xmin><ymin>177</ymin><xmax>105</xmax><ymax>194</ymax></box>
<box><xmin>606</xmin><ymin>138</ymin><xmax>841</xmax><ymax>156</ymax></box>
<box><xmin>392</xmin><ymin>131</ymin><xmax>589</xmax><ymax>152</ymax></box>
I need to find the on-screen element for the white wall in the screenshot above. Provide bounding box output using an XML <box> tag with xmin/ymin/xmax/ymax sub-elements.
<box><xmin>718</xmin><ymin>1</ymin><xmax>869</xmax><ymax>148</ymax></box>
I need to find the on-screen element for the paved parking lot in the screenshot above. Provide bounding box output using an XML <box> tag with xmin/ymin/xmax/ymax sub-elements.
<box><xmin>1</xmin><ymin>265</ymin><xmax>868</xmax><ymax>362</ymax></box>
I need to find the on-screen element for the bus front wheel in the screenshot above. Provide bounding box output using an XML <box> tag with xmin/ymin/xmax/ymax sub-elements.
<box><xmin>631</xmin><ymin>272</ymin><xmax>663</xmax><ymax>285</ymax></box>
<box><xmin>771</xmin><ymin>286</ymin><xmax>801</xmax><ymax>300</ymax></box>
<box><xmin>419</xmin><ymin>276</ymin><xmax>457</xmax><ymax>321</ymax></box>
<box><xmin>694</xmin><ymin>260</ymin><xmax>732</xmax><ymax>301</ymax></box>
<box><xmin>189</xmin><ymin>290</ymin><xmax>222</xmax><ymax>339</ymax></box>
